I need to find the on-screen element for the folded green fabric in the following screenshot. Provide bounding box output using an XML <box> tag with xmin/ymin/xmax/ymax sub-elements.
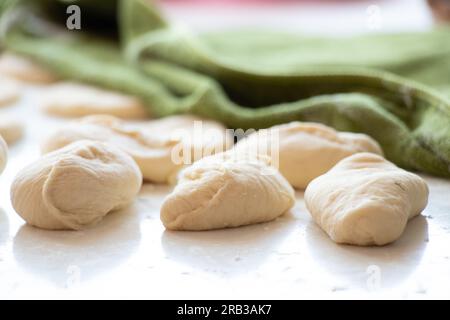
<box><xmin>2</xmin><ymin>0</ymin><xmax>450</xmax><ymax>178</ymax></box>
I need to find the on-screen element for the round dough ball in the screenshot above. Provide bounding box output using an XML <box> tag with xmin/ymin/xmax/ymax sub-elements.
<box><xmin>304</xmin><ymin>153</ymin><xmax>429</xmax><ymax>246</ymax></box>
<box><xmin>0</xmin><ymin>53</ymin><xmax>56</xmax><ymax>84</ymax></box>
<box><xmin>11</xmin><ymin>140</ymin><xmax>142</xmax><ymax>230</ymax></box>
<box><xmin>41</xmin><ymin>115</ymin><xmax>232</xmax><ymax>183</ymax></box>
<box><xmin>234</xmin><ymin>121</ymin><xmax>383</xmax><ymax>189</ymax></box>
<box><xmin>160</xmin><ymin>152</ymin><xmax>295</xmax><ymax>231</ymax></box>
<box><xmin>0</xmin><ymin>116</ymin><xmax>24</xmax><ymax>145</ymax></box>
<box><xmin>0</xmin><ymin>77</ymin><xmax>21</xmax><ymax>107</ymax></box>
<box><xmin>38</xmin><ymin>82</ymin><xmax>148</xmax><ymax>119</ymax></box>
<box><xmin>0</xmin><ymin>135</ymin><xmax>8</xmax><ymax>174</ymax></box>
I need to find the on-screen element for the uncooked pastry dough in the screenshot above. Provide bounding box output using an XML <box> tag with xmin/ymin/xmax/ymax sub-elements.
<box><xmin>0</xmin><ymin>135</ymin><xmax>7</xmax><ymax>175</ymax></box>
<box><xmin>304</xmin><ymin>153</ymin><xmax>429</xmax><ymax>246</ymax></box>
<box><xmin>0</xmin><ymin>116</ymin><xmax>24</xmax><ymax>145</ymax></box>
<box><xmin>38</xmin><ymin>82</ymin><xmax>148</xmax><ymax>119</ymax></box>
<box><xmin>235</xmin><ymin>121</ymin><xmax>383</xmax><ymax>189</ymax></box>
<box><xmin>11</xmin><ymin>140</ymin><xmax>142</xmax><ymax>230</ymax></box>
<box><xmin>41</xmin><ymin>115</ymin><xmax>232</xmax><ymax>183</ymax></box>
<box><xmin>0</xmin><ymin>53</ymin><xmax>56</xmax><ymax>83</ymax></box>
<box><xmin>0</xmin><ymin>77</ymin><xmax>21</xmax><ymax>107</ymax></box>
<box><xmin>160</xmin><ymin>151</ymin><xmax>295</xmax><ymax>231</ymax></box>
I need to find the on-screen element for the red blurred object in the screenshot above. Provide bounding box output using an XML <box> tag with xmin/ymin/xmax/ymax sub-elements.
<box><xmin>428</xmin><ymin>0</ymin><xmax>450</xmax><ymax>22</ymax></box>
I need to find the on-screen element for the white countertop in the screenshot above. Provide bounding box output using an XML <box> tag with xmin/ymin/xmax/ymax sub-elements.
<box><xmin>1</xmin><ymin>0</ymin><xmax>449</xmax><ymax>299</ymax></box>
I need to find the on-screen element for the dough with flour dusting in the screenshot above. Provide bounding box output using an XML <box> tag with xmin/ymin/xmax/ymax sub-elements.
<box><xmin>0</xmin><ymin>116</ymin><xmax>24</xmax><ymax>145</ymax></box>
<box><xmin>0</xmin><ymin>53</ymin><xmax>56</xmax><ymax>83</ymax></box>
<box><xmin>38</xmin><ymin>82</ymin><xmax>148</xmax><ymax>119</ymax></box>
<box><xmin>0</xmin><ymin>77</ymin><xmax>21</xmax><ymax>107</ymax></box>
<box><xmin>11</xmin><ymin>140</ymin><xmax>142</xmax><ymax>230</ymax></box>
<box><xmin>161</xmin><ymin>152</ymin><xmax>295</xmax><ymax>231</ymax></box>
<box><xmin>304</xmin><ymin>153</ymin><xmax>429</xmax><ymax>246</ymax></box>
<box><xmin>235</xmin><ymin>121</ymin><xmax>383</xmax><ymax>189</ymax></box>
<box><xmin>0</xmin><ymin>135</ymin><xmax>7</xmax><ymax>175</ymax></box>
<box><xmin>41</xmin><ymin>115</ymin><xmax>232</xmax><ymax>183</ymax></box>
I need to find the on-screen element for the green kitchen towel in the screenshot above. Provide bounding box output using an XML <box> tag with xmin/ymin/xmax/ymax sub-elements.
<box><xmin>1</xmin><ymin>0</ymin><xmax>450</xmax><ymax>178</ymax></box>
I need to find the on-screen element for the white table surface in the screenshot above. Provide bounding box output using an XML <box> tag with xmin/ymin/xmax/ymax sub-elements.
<box><xmin>1</xmin><ymin>0</ymin><xmax>449</xmax><ymax>299</ymax></box>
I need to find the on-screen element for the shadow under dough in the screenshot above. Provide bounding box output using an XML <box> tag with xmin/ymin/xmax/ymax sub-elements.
<box><xmin>0</xmin><ymin>209</ymin><xmax>10</xmax><ymax>245</ymax></box>
<box><xmin>161</xmin><ymin>212</ymin><xmax>297</xmax><ymax>276</ymax></box>
<box><xmin>13</xmin><ymin>203</ymin><xmax>141</xmax><ymax>287</ymax></box>
<box><xmin>305</xmin><ymin>215</ymin><xmax>429</xmax><ymax>289</ymax></box>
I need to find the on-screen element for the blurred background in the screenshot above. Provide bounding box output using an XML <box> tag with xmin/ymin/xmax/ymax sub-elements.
<box><xmin>158</xmin><ymin>0</ymin><xmax>448</xmax><ymax>35</ymax></box>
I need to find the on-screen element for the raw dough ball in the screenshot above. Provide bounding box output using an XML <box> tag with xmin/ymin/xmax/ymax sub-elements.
<box><xmin>0</xmin><ymin>135</ymin><xmax>7</xmax><ymax>174</ymax></box>
<box><xmin>41</xmin><ymin>115</ymin><xmax>232</xmax><ymax>183</ymax></box>
<box><xmin>0</xmin><ymin>117</ymin><xmax>24</xmax><ymax>145</ymax></box>
<box><xmin>235</xmin><ymin>121</ymin><xmax>383</xmax><ymax>189</ymax></box>
<box><xmin>0</xmin><ymin>53</ymin><xmax>56</xmax><ymax>83</ymax></box>
<box><xmin>11</xmin><ymin>140</ymin><xmax>142</xmax><ymax>230</ymax></box>
<box><xmin>304</xmin><ymin>153</ymin><xmax>429</xmax><ymax>246</ymax></box>
<box><xmin>160</xmin><ymin>152</ymin><xmax>295</xmax><ymax>231</ymax></box>
<box><xmin>0</xmin><ymin>77</ymin><xmax>21</xmax><ymax>107</ymax></box>
<box><xmin>38</xmin><ymin>82</ymin><xmax>148</xmax><ymax>119</ymax></box>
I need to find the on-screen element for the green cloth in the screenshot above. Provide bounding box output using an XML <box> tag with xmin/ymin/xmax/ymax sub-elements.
<box><xmin>2</xmin><ymin>0</ymin><xmax>450</xmax><ymax>178</ymax></box>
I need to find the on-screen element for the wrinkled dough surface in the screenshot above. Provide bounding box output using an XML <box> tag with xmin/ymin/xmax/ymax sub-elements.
<box><xmin>0</xmin><ymin>53</ymin><xmax>56</xmax><ymax>83</ymax></box>
<box><xmin>235</xmin><ymin>121</ymin><xmax>383</xmax><ymax>189</ymax></box>
<box><xmin>304</xmin><ymin>153</ymin><xmax>429</xmax><ymax>246</ymax></box>
<box><xmin>161</xmin><ymin>152</ymin><xmax>295</xmax><ymax>230</ymax></box>
<box><xmin>41</xmin><ymin>115</ymin><xmax>232</xmax><ymax>183</ymax></box>
<box><xmin>11</xmin><ymin>140</ymin><xmax>142</xmax><ymax>230</ymax></box>
<box><xmin>0</xmin><ymin>136</ymin><xmax>8</xmax><ymax>175</ymax></box>
<box><xmin>39</xmin><ymin>82</ymin><xmax>148</xmax><ymax>119</ymax></box>
<box><xmin>0</xmin><ymin>117</ymin><xmax>24</xmax><ymax>145</ymax></box>
<box><xmin>0</xmin><ymin>77</ymin><xmax>21</xmax><ymax>107</ymax></box>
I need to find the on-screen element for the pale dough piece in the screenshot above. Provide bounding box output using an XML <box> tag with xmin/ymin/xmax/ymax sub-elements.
<box><xmin>160</xmin><ymin>151</ymin><xmax>295</xmax><ymax>231</ymax></box>
<box><xmin>304</xmin><ymin>153</ymin><xmax>429</xmax><ymax>246</ymax></box>
<box><xmin>0</xmin><ymin>53</ymin><xmax>56</xmax><ymax>84</ymax></box>
<box><xmin>39</xmin><ymin>82</ymin><xmax>148</xmax><ymax>119</ymax></box>
<box><xmin>11</xmin><ymin>140</ymin><xmax>142</xmax><ymax>230</ymax></box>
<box><xmin>0</xmin><ymin>135</ymin><xmax>7</xmax><ymax>174</ymax></box>
<box><xmin>0</xmin><ymin>77</ymin><xmax>21</xmax><ymax>107</ymax></box>
<box><xmin>0</xmin><ymin>117</ymin><xmax>24</xmax><ymax>145</ymax></box>
<box><xmin>234</xmin><ymin>121</ymin><xmax>383</xmax><ymax>189</ymax></box>
<box><xmin>41</xmin><ymin>114</ymin><xmax>232</xmax><ymax>183</ymax></box>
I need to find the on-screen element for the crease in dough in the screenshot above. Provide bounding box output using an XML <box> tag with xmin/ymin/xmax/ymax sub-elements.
<box><xmin>304</xmin><ymin>152</ymin><xmax>429</xmax><ymax>246</ymax></box>
<box><xmin>161</xmin><ymin>151</ymin><xmax>295</xmax><ymax>231</ymax></box>
<box><xmin>41</xmin><ymin>114</ymin><xmax>233</xmax><ymax>183</ymax></box>
<box><xmin>234</xmin><ymin>121</ymin><xmax>383</xmax><ymax>189</ymax></box>
<box><xmin>11</xmin><ymin>140</ymin><xmax>142</xmax><ymax>230</ymax></box>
